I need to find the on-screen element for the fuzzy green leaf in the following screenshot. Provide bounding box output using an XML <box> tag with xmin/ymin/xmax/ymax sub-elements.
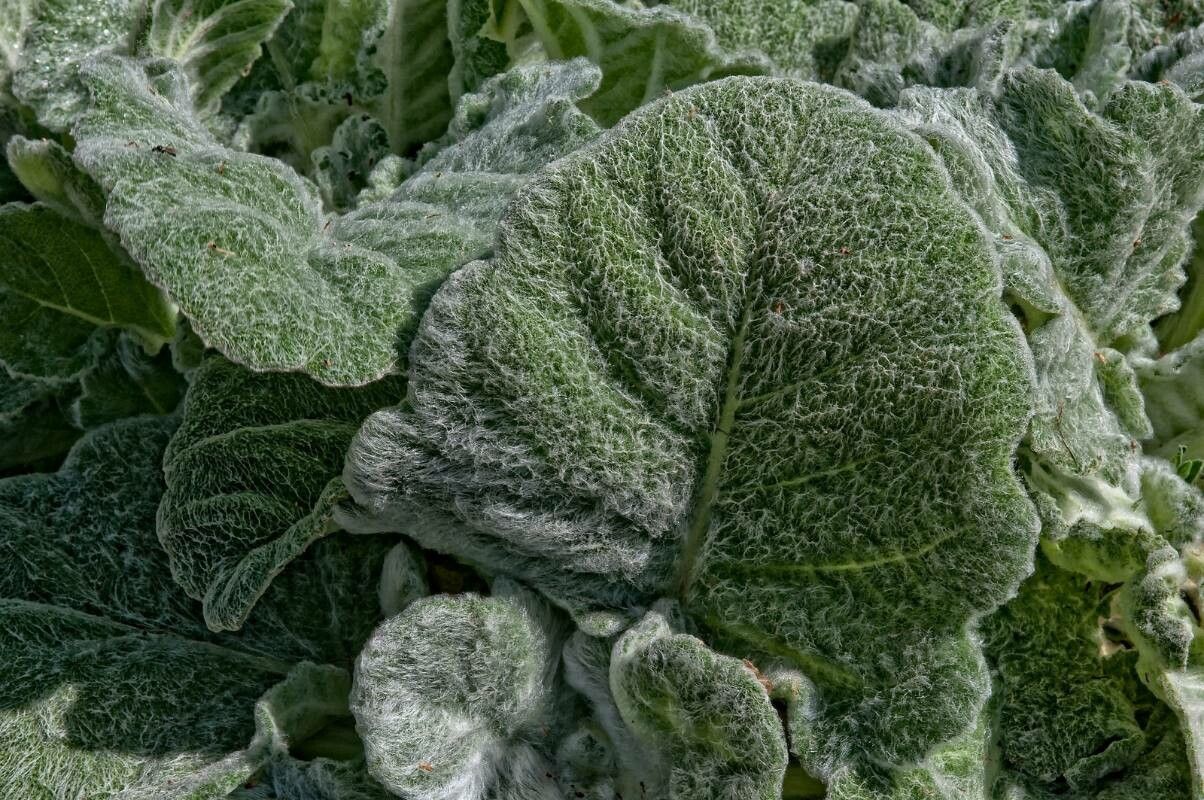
<box><xmin>1136</xmin><ymin>332</ymin><xmax>1204</xmax><ymax>466</ymax></box>
<box><xmin>364</xmin><ymin>0</ymin><xmax>456</xmax><ymax>154</ymax></box>
<box><xmin>450</xmin><ymin>0</ymin><xmax>771</xmax><ymax>126</ymax></box>
<box><xmin>0</xmin><ymin>417</ymin><xmax>396</xmax><ymax>797</ymax></box>
<box><xmin>10</xmin><ymin>0</ymin><xmax>143</xmax><ymax>131</ymax></box>
<box><xmin>984</xmin><ymin>554</ymin><xmax>1196</xmax><ymax>799</ymax></box>
<box><xmin>344</xmin><ymin>76</ymin><xmax>1038</xmax><ymax>777</ymax></box>
<box><xmin>158</xmin><ymin>357</ymin><xmax>403</xmax><ymax>632</ymax></box>
<box><xmin>350</xmin><ymin>582</ymin><xmax>568</xmax><ymax>799</ymax></box>
<box><xmin>610</xmin><ymin>611</ymin><xmax>787</xmax><ymax>799</ymax></box>
<box><xmin>664</xmin><ymin>0</ymin><xmax>858</xmax><ymax>80</ymax></box>
<box><xmin>74</xmin><ymin>55</ymin><xmax>600</xmax><ymax>385</ymax></box>
<box><xmin>5</xmin><ymin>136</ymin><xmax>107</xmax><ymax>225</ymax></box>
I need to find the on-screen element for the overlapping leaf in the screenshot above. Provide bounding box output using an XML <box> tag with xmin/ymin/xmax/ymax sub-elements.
<box><xmin>72</xmin><ymin>54</ymin><xmax>601</xmax><ymax>385</ymax></box>
<box><xmin>448</xmin><ymin>0</ymin><xmax>771</xmax><ymax>125</ymax></box>
<box><xmin>143</xmin><ymin>0</ymin><xmax>293</xmax><ymax>117</ymax></box>
<box><xmin>0</xmin><ymin>202</ymin><xmax>175</xmax><ymax>384</ymax></box>
<box><xmin>0</xmin><ymin>417</ymin><xmax>399</xmax><ymax>797</ymax></box>
<box><xmin>609</xmin><ymin>611</ymin><xmax>787</xmax><ymax>798</ymax></box>
<box><xmin>9</xmin><ymin>0</ymin><xmax>143</xmax><ymax>130</ymax></box>
<box><xmin>158</xmin><ymin>357</ymin><xmax>404</xmax><ymax>632</ymax></box>
<box><xmin>899</xmin><ymin>63</ymin><xmax>1204</xmax><ymax>794</ymax></box>
<box><xmin>351</xmin><ymin>580</ymin><xmax>571</xmax><ymax>800</ymax></box>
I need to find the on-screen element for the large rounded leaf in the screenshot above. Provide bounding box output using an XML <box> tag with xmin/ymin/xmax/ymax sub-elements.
<box><xmin>344</xmin><ymin>75</ymin><xmax>1038</xmax><ymax>774</ymax></box>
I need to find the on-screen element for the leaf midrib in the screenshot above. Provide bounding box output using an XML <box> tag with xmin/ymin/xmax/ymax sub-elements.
<box><xmin>675</xmin><ymin>295</ymin><xmax>755</xmax><ymax>598</ymax></box>
<box><xmin>0</xmin><ymin>597</ymin><xmax>294</xmax><ymax>675</ymax></box>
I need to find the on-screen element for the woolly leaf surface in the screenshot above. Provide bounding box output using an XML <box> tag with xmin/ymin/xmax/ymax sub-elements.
<box><xmin>663</xmin><ymin>0</ymin><xmax>858</xmax><ymax>79</ymax></box>
<box><xmin>1132</xmin><ymin>22</ymin><xmax>1204</xmax><ymax>102</ymax></box>
<box><xmin>0</xmin><ymin>367</ymin><xmax>79</xmax><ymax>475</ymax></box>
<box><xmin>0</xmin><ymin>418</ymin><xmax>396</xmax><ymax>797</ymax></box>
<box><xmin>312</xmin><ymin>113</ymin><xmax>391</xmax><ymax>211</ymax></box>
<box><xmin>73</xmin><ymin>55</ymin><xmax>600</xmax><ymax>385</ymax></box>
<box><xmin>609</xmin><ymin>611</ymin><xmax>787</xmax><ymax>799</ymax></box>
<box><xmin>71</xmin><ymin>333</ymin><xmax>186</xmax><ymax>428</ymax></box>
<box><xmin>344</xmin><ymin>75</ymin><xmax>1039</xmax><ymax>774</ymax></box>
<box><xmin>158</xmin><ymin>357</ymin><xmax>403</xmax><ymax>631</ymax></box>
<box><xmin>1136</xmin><ymin>332</ymin><xmax>1204</xmax><ymax>465</ymax></box>
<box><xmin>984</xmin><ymin>555</ymin><xmax>1196</xmax><ymax>799</ymax></box>
<box><xmin>350</xmin><ymin>585</ymin><xmax>568</xmax><ymax>800</ymax></box>
<box><xmin>9</xmin><ymin>0</ymin><xmax>143</xmax><ymax>130</ymax></box>
<box><xmin>450</xmin><ymin>0</ymin><xmax>771</xmax><ymax>126</ymax></box>
<box><xmin>5</xmin><ymin>136</ymin><xmax>108</xmax><ymax>225</ymax></box>
<box><xmin>897</xmin><ymin>70</ymin><xmax>1204</xmax><ymax>561</ymax></box>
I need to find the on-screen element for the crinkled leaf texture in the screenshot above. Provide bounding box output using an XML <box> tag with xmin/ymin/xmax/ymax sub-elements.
<box><xmin>9</xmin><ymin>0</ymin><xmax>143</xmax><ymax>130</ymax></box>
<box><xmin>0</xmin><ymin>417</ymin><xmax>399</xmax><ymax>798</ymax></box>
<box><xmin>227</xmin><ymin>0</ymin><xmax>454</xmax><ymax>162</ymax></box>
<box><xmin>897</xmin><ymin>69</ymin><xmax>1203</xmax><ymax>505</ymax></box>
<box><xmin>662</xmin><ymin>0</ymin><xmax>858</xmax><ymax>80</ymax></box>
<box><xmin>72</xmin><ymin>54</ymin><xmax>600</xmax><ymax>385</ymax></box>
<box><xmin>1137</xmin><ymin>332</ymin><xmax>1204</xmax><ymax>465</ymax></box>
<box><xmin>0</xmin><ymin>202</ymin><xmax>175</xmax><ymax>384</ymax></box>
<box><xmin>344</xmin><ymin>75</ymin><xmax>1039</xmax><ymax>780</ymax></box>
<box><xmin>158</xmin><ymin>357</ymin><xmax>404</xmax><ymax>632</ymax></box>
<box><xmin>984</xmin><ymin>554</ymin><xmax>1193</xmax><ymax>798</ymax></box>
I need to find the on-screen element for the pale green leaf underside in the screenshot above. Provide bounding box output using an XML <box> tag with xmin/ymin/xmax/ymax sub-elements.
<box><xmin>144</xmin><ymin>0</ymin><xmax>293</xmax><ymax>116</ymax></box>
<box><xmin>344</xmin><ymin>75</ymin><xmax>1038</xmax><ymax>774</ymax></box>
<box><xmin>369</xmin><ymin>0</ymin><xmax>456</xmax><ymax>153</ymax></box>
<box><xmin>5</xmin><ymin>136</ymin><xmax>108</xmax><ymax>225</ymax></box>
<box><xmin>1158</xmin><ymin>661</ymin><xmax>1204</xmax><ymax>793</ymax></box>
<box><xmin>0</xmin><ymin>202</ymin><xmax>175</xmax><ymax>383</ymax></box>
